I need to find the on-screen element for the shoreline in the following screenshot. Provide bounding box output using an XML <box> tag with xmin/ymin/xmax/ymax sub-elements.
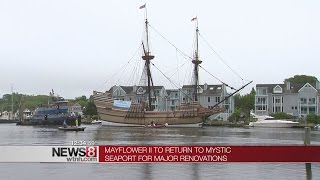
<box><xmin>203</xmin><ymin>121</ymin><xmax>315</xmax><ymax>128</ymax></box>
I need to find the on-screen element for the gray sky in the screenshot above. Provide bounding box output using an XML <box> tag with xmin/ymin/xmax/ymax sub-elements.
<box><xmin>0</xmin><ymin>0</ymin><xmax>319</xmax><ymax>99</ymax></box>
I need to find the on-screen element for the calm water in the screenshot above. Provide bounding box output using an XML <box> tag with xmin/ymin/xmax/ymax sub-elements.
<box><xmin>0</xmin><ymin>123</ymin><xmax>320</xmax><ymax>180</ymax></box>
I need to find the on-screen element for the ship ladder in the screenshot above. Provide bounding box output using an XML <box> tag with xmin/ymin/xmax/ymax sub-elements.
<box><xmin>126</xmin><ymin>105</ymin><xmax>135</xmax><ymax>119</ymax></box>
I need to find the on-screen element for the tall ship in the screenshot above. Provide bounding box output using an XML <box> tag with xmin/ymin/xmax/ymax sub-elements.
<box><xmin>93</xmin><ymin>5</ymin><xmax>250</xmax><ymax>127</ymax></box>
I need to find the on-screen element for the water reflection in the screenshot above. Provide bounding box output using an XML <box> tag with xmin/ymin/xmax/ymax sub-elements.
<box><xmin>191</xmin><ymin>163</ymin><xmax>199</xmax><ymax>180</ymax></box>
<box><xmin>94</xmin><ymin>126</ymin><xmax>320</xmax><ymax>145</ymax></box>
<box><xmin>142</xmin><ymin>163</ymin><xmax>152</xmax><ymax>180</ymax></box>
<box><xmin>0</xmin><ymin>124</ymin><xmax>320</xmax><ymax>179</ymax></box>
<box><xmin>306</xmin><ymin>163</ymin><xmax>312</xmax><ymax>180</ymax></box>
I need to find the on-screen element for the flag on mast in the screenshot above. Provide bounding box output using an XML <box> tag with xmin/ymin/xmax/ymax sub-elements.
<box><xmin>139</xmin><ymin>3</ymin><xmax>146</xmax><ymax>9</ymax></box>
<box><xmin>191</xmin><ymin>17</ymin><xmax>197</xmax><ymax>21</ymax></box>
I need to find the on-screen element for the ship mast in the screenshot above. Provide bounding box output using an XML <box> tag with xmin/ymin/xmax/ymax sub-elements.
<box><xmin>140</xmin><ymin>4</ymin><xmax>156</xmax><ymax>111</ymax></box>
<box><xmin>191</xmin><ymin>17</ymin><xmax>202</xmax><ymax>101</ymax></box>
<box><xmin>11</xmin><ymin>84</ymin><xmax>14</xmax><ymax>120</ymax></box>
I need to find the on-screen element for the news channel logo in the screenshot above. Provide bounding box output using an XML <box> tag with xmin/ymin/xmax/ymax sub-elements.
<box><xmin>52</xmin><ymin>146</ymin><xmax>98</xmax><ymax>162</ymax></box>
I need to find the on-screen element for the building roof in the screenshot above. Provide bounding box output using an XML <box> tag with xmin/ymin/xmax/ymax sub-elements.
<box><xmin>166</xmin><ymin>89</ymin><xmax>180</xmax><ymax>96</ymax></box>
<box><xmin>110</xmin><ymin>84</ymin><xmax>226</xmax><ymax>96</ymax></box>
<box><xmin>120</xmin><ymin>86</ymin><xmax>133</xmax><ymax>94</ymax></box>
<box><xmin>256</xmin><ymin>83</ymin><xmax>285</xmax><ymax>93</ymax></box>
<box><xmin>182</xmin><ymin>84</ymin><xmax>223</xmax><ymax>95</ymax></box>
<box><xmin>204</xmin><ymin>86</ymin><xmax>223</xmax><ymax>95</ymax></box>
<box><xmin>256</xmin><ymin>82</ymin><xmax>319</xmax><ymax>94</ymax></box>
<box><xmin>110</xmin><ymin>85</ymin><xmax>165</xmax><ymax>95</ymax></box>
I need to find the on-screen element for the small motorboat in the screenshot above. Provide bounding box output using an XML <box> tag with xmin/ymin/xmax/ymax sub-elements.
<box><xmin>91</xmin><ymin>120</ymin><xmax>102</xmax><ymax>124</ymax></box>
<box><xmin>249</xmin><ymin>112</ymin><xmax>299</xmax><ymax>128</ymax></box>
<box><xmin>58</xmin><ymin>126</ymin><xmax>86</xmax><ymax>131</ymax></box>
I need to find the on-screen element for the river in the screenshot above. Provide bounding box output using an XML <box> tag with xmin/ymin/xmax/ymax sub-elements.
<box><xmin>0</xmin><ymin>123</ymin><xmax>319</xmax><ymax>180</ymax></box>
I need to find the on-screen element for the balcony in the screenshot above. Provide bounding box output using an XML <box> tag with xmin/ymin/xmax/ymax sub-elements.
<box><xmin>300</xmin><ymin>102</ymin><xmax>317</xmax><ymax>106</ymax></box>
<box><xmin>255</xmin><ymin>103</ymin><xmax>268</xmax><ymax>106</ymax></box>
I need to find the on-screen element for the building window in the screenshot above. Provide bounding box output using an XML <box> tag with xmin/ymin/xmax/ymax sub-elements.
<box><xmin>172</xmin><ymin>100</ymin><xmax>174</xmax><ymax>105</ymax></box>
<box><xmin>257</xmin><ymin>89</ymin><xmax>261</xmax><ymax>95</ymax></box>
<box><xmin>257</xmin><ymin>97</ymin><xmax>266</xmax><ymax>104</ymax></box>
<box><xmin>275</xmin><ymin>106</ymin><xmax>281</xmax><ymax>112</ymax></box>
<box><xmin>137</xmin><ymin>87</ymin><xmax>144</xmax><ymax>94</ymax></box>
<box><xmin>273</xmin><ymin>97</ymin><xmax>282</xmax><ymax>103</ymax></box>
<box><xmin>300</xmin><ymin>98</ymin><xmax>307</xmax><ymax>104</ymax></box>
<box><xmin>309</xmin><ymin>98</ymin><xmax>316</xmax><ymax>105</ymax></box>
<box><xmin>262</xmin><ymin>89</ymin><xmax>267</xmax><ymax>95</ymax></box>
<box><xmin>257</xmin><ymin>88</ymin><xmax>268</xmax><ymax>95</ymax></box>
<box><xmin>257</xmin><ymin>105</ymin><xmax>267</xmax><ymax>111</ymax></box>
<box><xmin>273</xmin><ymin>86</ymin><xmax>282</xmax><ymax>93</ymax></box>
<box><xmin>301</xmin><ymin>107</ymin><xmax>307</xmax><ymax>114</ymax></box>
<box><xmin>215</xmin><ymin>97</ymin><xmax>220</xmax><ymax>102</ymax></box>
<box><xmin>309</xmin><ymin>107</ymin><xmax>316</xmax><ymax>114</ymax></box>
<box><xmin>208</xmin><ymin>97</ymin><xmax>211</xmax><ymax>102</ymax></box>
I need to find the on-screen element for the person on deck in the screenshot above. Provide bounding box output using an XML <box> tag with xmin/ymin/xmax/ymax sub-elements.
<box><xmin>77</xmin><ymin>115</ymin><xmax>81</xmax><ymax>126</ymax></box>
<box><xmin>63</xmin><ymin>119</ymin><xmax>68</xmax><ymax>128</ymax></box>
<box><xmin>75</xmin><ymin>118</ymin><xmax>79</xmax><ymax>127</ymax></box>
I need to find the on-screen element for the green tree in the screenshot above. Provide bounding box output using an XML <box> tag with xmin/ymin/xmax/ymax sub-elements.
<box><xmin>0</xmin><ymin>93</ymin><xmax>48</xmax><ymax>112</ymax></box>
<box><xmin>74</xmin><ymin>95</ymin><xmax>87</xmax><ymax>108</ymax></box>
<box><xmin>270</xmin><ymin>112</ymin><xmax>293</xmax><ymax>119</ymax></box>
<box><xmin>234</xmin><ymin>87</ymin><xmax>255</xmax><ymax>120</ymax></box>
<box><xmin>83</xmin><ymin>95</ymin><xmax>97</xmax><ymax>116</ymax></box>
<box><xmin>286</xmin><ymin>75</ymin><xmax>318</xmax><ymax>85</ymax></box>
<box><xmin>0</xmin><ymin>93</ymin><xmax>98</xmax><ymax>117</ymax></box>
<box><xmin>228</xmin><ymin>108</ymin><xmax>241</xmax><ymax>123</ymax></box>
<box><xmin>306</xmin><ymin>114</ymin><xmax>320</xmax><ymax>124</ymax></box>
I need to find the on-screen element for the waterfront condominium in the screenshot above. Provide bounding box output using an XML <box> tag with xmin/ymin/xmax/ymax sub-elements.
<box><xmin>255</xmin><ymin>80</ymin><xmax>320</xmax><ymax>118</ymax></box>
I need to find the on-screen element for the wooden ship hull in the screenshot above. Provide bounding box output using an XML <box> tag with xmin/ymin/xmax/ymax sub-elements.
<box><xmin>93</xmin><ymin>91</ymin><xmax>224</xmax><ymax>127</ymax></box>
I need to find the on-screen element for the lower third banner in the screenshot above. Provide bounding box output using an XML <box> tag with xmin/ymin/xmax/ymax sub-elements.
<box><xmin>99</xmin><ymin>145</ymin><xmax>320</xmax><ymax>163</ymax></box>
<box><xmin>0</xmin><ymin>145</ymin><xmax>319</xmax><ymax>163</ymax></box>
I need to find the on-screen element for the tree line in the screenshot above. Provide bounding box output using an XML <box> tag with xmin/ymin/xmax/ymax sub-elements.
<box><xmin>0</xmin><ymin>93</ymin><xmax>97</xmax><ymax>116</ymax></box>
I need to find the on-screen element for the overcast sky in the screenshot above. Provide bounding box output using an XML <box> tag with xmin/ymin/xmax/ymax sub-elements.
<box><xmin>0</xmin><ymin>0</ymin><xmax>319</xmax><ymax>99</ymax></box>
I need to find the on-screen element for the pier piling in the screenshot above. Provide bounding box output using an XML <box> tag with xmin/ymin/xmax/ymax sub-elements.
<box><xmin>304</xmin><ymin>127</ymin><xmax>311</xmax><ymax>145</ymax></box>
<box><xmin>304</xmin><ymin>127</ymin><xmax>312</xmax><ymax>180</ymax></box>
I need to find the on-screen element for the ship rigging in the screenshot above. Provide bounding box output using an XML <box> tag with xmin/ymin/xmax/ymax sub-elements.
<box><xmin>93</xmin><ymin>4</ymin><xmax>252</xmax><ymax>127</ymax></box>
